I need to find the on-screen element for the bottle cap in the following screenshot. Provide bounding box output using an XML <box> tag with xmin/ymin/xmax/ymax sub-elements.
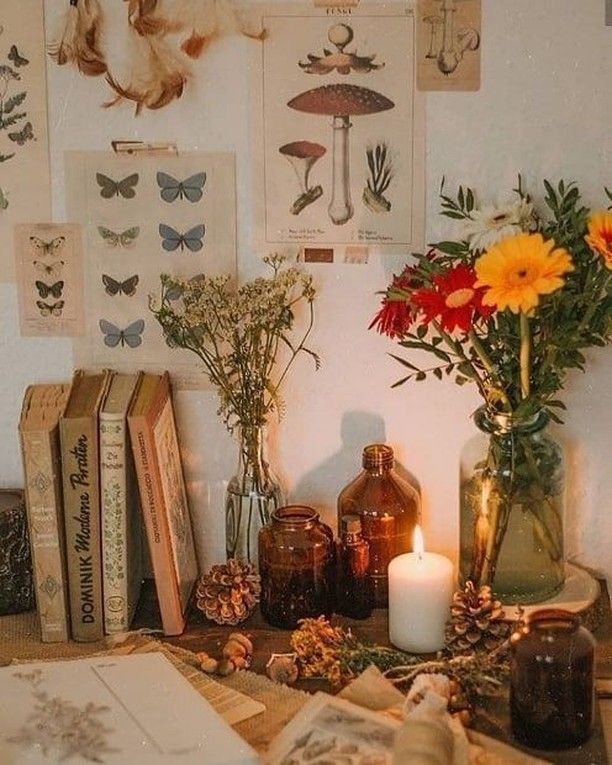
<box><xmin>341</xmin><ymin>514</ymin><xmax>362</xmax><ymax>534</ymax></box>
<box><xmin>362</xmin><ymin>443</ymin><xmax>394</xmax><ymax>469</ymax></box>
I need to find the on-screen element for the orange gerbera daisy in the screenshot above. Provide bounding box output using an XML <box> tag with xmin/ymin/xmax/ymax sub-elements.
<box><xmin>475</xmin><ymin>233</ymin><xmax>573</xmax><ymax>314</ymax></box>
<box><xmin>412</xmin><ymin>264</ymin><xmax>494</xmax><ymax>333</ymax></box>
<box><xmin>585</xmin><ymin>211</ymin><xmax>612</xmax><ymax>269</ymax></box>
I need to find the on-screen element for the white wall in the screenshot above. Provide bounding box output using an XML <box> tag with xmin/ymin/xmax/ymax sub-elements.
<box><xmin>1</xmin><ymin>0</ymin><xmax>610</xmax><ymax>578</ymax></box>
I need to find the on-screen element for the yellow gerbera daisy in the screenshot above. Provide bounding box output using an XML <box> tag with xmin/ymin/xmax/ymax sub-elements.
<box><xmin>474</xmin><ymin>233</ymin><xmax>573</xmax><ymax>314</ymax></box>
<box><xmin>585</xmin><ymin>211</ymin><xmax>612</xmax><ymax>269</ymax></box>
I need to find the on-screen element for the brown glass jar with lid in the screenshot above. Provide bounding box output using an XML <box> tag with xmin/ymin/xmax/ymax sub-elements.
<box><xmin>337</xmin><ymin>444</ymin><xmax>420</xmax><ymax>607</ymax></box>
<box><xmin>259</xmin><ymin>505</ymin><xmax>335</xmax><ymax>629</ymax></box>
<box><xmin>510</xmin><ymin>609</ymin><xmax>595</xmax><ymax>750</ymax></box>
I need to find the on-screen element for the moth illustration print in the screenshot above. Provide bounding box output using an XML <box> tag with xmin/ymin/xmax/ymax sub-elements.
<box><xmin>34</xmin><ymin>260</ymin><xmax>64</xmax><ymax>276</ymax></box>
<box><xmin>35</xmin><ymin>280</ymin><xmax>64</xmax><ymax>299</ymax></box>
<box><xmin>159</xmin><ymin>223</ymin><xmax>205</xmax><ymax>252</ymax></box>
<box><xmin>157</xmin><ymin>171</ymin><xmax>206</xmax><ymax>203</ymax></box>
<box><xmin>99</xmin><ymin>318</ymin><xmax>145</xmax><ymax>348</ymax></box>
<box><xmin>36</xmin><ymin>300</ymin><xmax>64</xmax><ymax>317</ymax></box>
<box><xmin>96</xmin><ymin>173</ymin><xmax>139</xmax><ymax>199</ymax></box>
<box><xmin>97</xmin><ymin>225</ymin><xmax>140</xmax><ymax>248</ymax></box>
<box><xmin>30</xmin><ymin>235</ymin><xmax>65</xmax><ymax>256</ymax></box>
<box><xmin>102</xmin><ymin>274</ymin><xmax>139</xmax><ymax>297</ymax></box>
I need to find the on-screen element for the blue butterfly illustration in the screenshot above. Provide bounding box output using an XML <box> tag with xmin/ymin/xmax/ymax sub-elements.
<box><xmin>159</xmin><ymin>223</ymin><xmax>205</xmax><ymax>252</ymax></box>
<box><xmin>99</xmin><ymin>318</ymin><xmax>144</xmax><ymax>348</ymax></box>
<box><xmin>157</xmin><ymin>172</ymin><xmax>206</xmax><ymax>203</ymax></box>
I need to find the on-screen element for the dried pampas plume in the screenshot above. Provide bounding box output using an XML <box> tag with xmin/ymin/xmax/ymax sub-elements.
<box><xmin>104</xmin><ymin>32</ymin><xmax>190</xmax><ymax>115</ymax></box>
<box><xmin>48</xmin><ymin>0</ymin><xmax>107</xmax><ymax>76</ymax></box>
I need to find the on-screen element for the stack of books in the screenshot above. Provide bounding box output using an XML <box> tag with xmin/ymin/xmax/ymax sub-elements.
<box><xmin>19</xmin><ymin>370</ymin><xmax>198</xmax><ymax>643</ymax></box>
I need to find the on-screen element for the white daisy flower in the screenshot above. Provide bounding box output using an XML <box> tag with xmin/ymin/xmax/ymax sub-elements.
<box><xmin>463</xmin><ymin>198</ymin><xmax>535</xmax><ymax>253</ymax></box>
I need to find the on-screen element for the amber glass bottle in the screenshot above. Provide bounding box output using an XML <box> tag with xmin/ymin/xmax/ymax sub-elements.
<box><xmin>510</xmin><ymin>609</ymin><xmax>595</xmax><ymax>750</ymax></box>
<box><xmin>337</xmin><ymin>444</ymin><xmax>420</xmax><ymax>607</ymax></box>
<box><xmin>259</xmin><ymin>505</ymin><xmax>335</xmax><ymax>629</ymax></box>
<box><xmin>335</xmin><ymin>515</ymin><xmax>373</xmax><ymax>620</ymax></box>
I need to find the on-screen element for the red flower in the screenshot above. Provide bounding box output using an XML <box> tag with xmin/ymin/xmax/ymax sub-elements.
<box><xmin>369</xmin><ymin>266</ymin><xmax>420</xmax><ymax>339</ymax></box>
<box><xmin>412</xmin><ymin>264</ymin><xmax>494</xmax><ymax>333</ymax></box>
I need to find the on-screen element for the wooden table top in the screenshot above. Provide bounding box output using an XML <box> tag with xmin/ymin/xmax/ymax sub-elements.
<box><xmin>134</xmin><ymin>578</ymin><xmax>612</xmax><ymax>764</ymax></box>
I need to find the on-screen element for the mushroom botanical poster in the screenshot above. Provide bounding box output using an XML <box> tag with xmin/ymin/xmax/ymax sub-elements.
<box><xmin>0</xmin><ymin>0</ymin><xmax>51</xmax><ymax>282</ymax></box>
<box><xmin>253</xmin><ymin>3</ymin><xmax>425</xmax><ymax>254</ymax></box>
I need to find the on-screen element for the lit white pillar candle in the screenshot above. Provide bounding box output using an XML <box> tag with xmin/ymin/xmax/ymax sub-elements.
<box><xmin>388</xmin><ymin>526</ymin><xmax>454</xmax><ymax>653</ymax></box>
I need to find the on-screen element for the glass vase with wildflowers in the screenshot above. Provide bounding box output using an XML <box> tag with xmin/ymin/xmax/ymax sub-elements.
<box><xmin>371</xmin><ymin>178</ymin><xmax>611</xmax><ymax>600</ymax></box>
<box><xmin>150</xmin><ymin>254</ymin><xmax>319</xmax><ymax>563</ymax></box>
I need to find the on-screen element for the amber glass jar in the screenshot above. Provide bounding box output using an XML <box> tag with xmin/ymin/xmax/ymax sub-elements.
<box><xmin>337</xmin><ymin>444</ymin><xmax>420</xmax><ymax>607</ymax></box>
<box><xmin>259</xmin><ymin>505</ymin><xmax>334</xmax><ymax>629</ymax></box>
<box><xmin>510</xmin><ymin>609</ymin><xmax>595</xmax><ymax>750</ymax></box>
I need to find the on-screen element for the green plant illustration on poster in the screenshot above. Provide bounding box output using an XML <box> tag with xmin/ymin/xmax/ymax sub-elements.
<box><xmin>0</xmin><ymin>42</ymin><xmax>35</xmax><ymax>203</ymax></box>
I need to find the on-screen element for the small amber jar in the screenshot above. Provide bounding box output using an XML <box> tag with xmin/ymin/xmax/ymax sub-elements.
<box><xmin>510</xmin><ymin>609</ymin><xmax>595</xmax><ymax>750</ymax></box>
<box><xmin>259</xmin><ymin>505</ymin><xmax>335</xmax><ymax>629</ymax></box>
<box><xmin>337</xmin><ymin>444</ymin><xmax>420</xmax><ymax>606</ymax></box>
<box><xmin>335</xmin><ymin>515</ymin><xmax>373</xmax><ymax>620</ymax></box>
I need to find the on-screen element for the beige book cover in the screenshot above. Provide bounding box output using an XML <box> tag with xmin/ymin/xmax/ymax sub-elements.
<box><xmin>100</xmin><ymin>372</ymin><xmax>144</xmax><ymax>634</ymax></box>
<box><xmin>19</xmin><ymin>384</ymin><xmax>71</xmax><ymax>643</ymax></box>
<box><xmin>60</xmin><ymin>370</ymin><xmax>112</xmax><ymax>642</ymax></box>
<box><xmin>128</xmin><ymin>373</ymin><xmax>198</xmax><ymax>636</ymax></box>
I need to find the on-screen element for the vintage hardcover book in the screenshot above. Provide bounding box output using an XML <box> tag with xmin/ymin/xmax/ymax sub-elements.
<box><xmin>100</xmin><ymin>372</ymin><xmax>143</xmax><ymax>635</ymax></box>
<box><xmin>128</xmin><ymin>372</ymin><xmax>198</xmax><ymax>636</ymax></box>
<box><xmin>60</xmin><ymin>369</ymin><xmax>112</xmax><ymax>642</ymax></box>
<box><xmin>19</xmin><ymin>384</ymin><xmax>71</xmax><ymax>642</ymax></box>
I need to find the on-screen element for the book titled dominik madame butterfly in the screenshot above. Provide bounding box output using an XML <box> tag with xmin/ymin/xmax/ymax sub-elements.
<box><xmin>65</xmin><ymin>151</ymin><xmax>237</xmax><ymax>387</ymax></box>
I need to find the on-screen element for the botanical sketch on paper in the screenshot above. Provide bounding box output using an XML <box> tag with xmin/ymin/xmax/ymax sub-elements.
<box><xmin>256</xmin><ymin>3</ymin><xmax>425</xmax><ymax>253</ymax></box>
<box><xmin>8</xmin><ymin>669</ymin><xmax>116</xmax><ymax>763</ymax></box>
<box><xmin>268</xmin><ymin>694</ymin><xmax>398</xmax><ymax>765</ymax></box>
<box><xmin>416</xmin><ymin>0</ymin><xmax>481</xmax><ymax>91</ymax></box>
<box><xmin>65</xmin><ymin>151</ymin><xmax>236</xmax><ymax>388</ymax></box>
<box><xmin>0</xmin><ymin>0</ymin><xmax>51</xmax><ymax>281</ymax></box>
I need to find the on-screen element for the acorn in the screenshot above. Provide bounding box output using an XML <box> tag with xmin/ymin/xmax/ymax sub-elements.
<box><xmin>197</xmin><ymin>652</ymin><xmax>219</xmax><ymax>674</ymax></box>
<box><xmin>266</xmin><ymin>653</ymin><xmax>299</xmax><ymax>685</ymax></box>
<box><xmin>217</xmin><ymin>659</ymin><xmax>236</xmax><ymax>677</ymax></box>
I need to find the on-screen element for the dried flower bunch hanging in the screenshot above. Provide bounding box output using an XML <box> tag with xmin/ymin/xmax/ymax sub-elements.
<box><xmin>49</xmin><ymin>0</ymin><xmax>265</xmax><ymax>114</ymax></box>
<box><xmin>150</xmin><ymin>255</ymin><xmax>319</xmax><ymax>433</ymax></box>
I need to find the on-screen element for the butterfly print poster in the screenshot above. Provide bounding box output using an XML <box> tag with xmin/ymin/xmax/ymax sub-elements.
<box><xmin>65</xmin><ymin>151</ymin><xmax>236</xmax><ymax>387</ymax></box>
<box><xmin>0</xmin><ymin>0</ymin><xmax>51</xmax><ymax>282</ymax></box>
<box><xmin>14</xmin><ymin>223</ymin><xmax>85</xmax><ymax>336</ymax></box>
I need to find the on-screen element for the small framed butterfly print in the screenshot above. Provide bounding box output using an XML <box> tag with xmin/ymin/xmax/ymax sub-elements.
<box><xmin>14</xmin><ymin>223</ymin><xmax>85</xmax><ymax>337</ymax></box>
<box><xmin>159</xmin><ymin>223</ymin><xmax>205</xmax><ymax>252</ymax></box>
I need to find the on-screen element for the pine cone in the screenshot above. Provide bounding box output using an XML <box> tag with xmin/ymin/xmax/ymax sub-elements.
<box><xmin>445</xmin><ymin>581</ymin><xmax>510</xmax><ymax>653</ymax></box>
<box><xmin>196</xmin><ymin>559</ymin><xmax>261</xmax><ymax>626</ymax></box>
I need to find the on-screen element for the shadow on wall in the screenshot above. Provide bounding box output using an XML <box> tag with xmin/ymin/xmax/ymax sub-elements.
<box><xmin>292</xmin><ymin>410</ymin><xmax>421</xmax><ymax>532</ymax></box>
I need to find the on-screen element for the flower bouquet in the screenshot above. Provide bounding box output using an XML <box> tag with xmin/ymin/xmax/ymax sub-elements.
<box><xmin>372</xmin><ymin>178</ymin><xmax>611</xmax><ymax>602</ymax></box>
<box><xmin>151</xmin><ymin>255</ymin><xmax>319</xmax><ymax>564</ymax></box>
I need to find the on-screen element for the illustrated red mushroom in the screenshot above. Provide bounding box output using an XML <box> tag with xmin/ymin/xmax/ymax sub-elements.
<box><xmin>287</xmin><ymin>84</ymin><xmax>394</xmax><ymax>225</ymax></box>
<box><xmin>279</xmin><ymin>140</ymin><xmax>326</xmax><ymax>215</ymax></box>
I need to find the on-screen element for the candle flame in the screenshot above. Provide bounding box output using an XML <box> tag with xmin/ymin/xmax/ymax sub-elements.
<box><xmin>413</xmin><ymin>525</ymin><xmax>424</xmax><ymax>556</ymax></box>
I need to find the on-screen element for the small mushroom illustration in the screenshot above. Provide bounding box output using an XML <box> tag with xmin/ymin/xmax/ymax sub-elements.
<box><xmin>422</xmin><ymin>15</ymin><xmax>443</xmax><ymax>59</ymax></box>
<box><xmin>279</xmin><ymin>140</ymin><xmax>326</xmax><ymax>215</ymax></box>
<box><xmin>299</xmin><ymin>23</ymin><xmax>384</xmax><ymax>75</ymax></box>
<box><xmin>287</xmin><ymin>84</ymin><xmax>394</xmax><ymax>225</ymax></box>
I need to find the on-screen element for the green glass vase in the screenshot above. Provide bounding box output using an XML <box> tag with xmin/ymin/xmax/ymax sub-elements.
<box><xmin>460</xmin><ymin>407</ymin><xmax>565</xmax><ymax>603</ymax></box>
